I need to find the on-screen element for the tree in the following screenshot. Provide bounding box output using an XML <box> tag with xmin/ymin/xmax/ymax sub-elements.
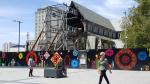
<box><xmin>120</xmin><ymin>0</ymin><xmax>150</xmax><ymax>48</ymax></box>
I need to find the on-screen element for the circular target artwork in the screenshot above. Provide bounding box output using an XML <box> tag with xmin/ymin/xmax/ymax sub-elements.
<box><xmin>26</xmin><ymin>51</ymin><xmax>37</xmax><ymax>64</ymax></box>
<box><xmin>71</xmin><ymin>59</ymin><xmax>79</xmax><ymax>68</ymax></box>
<box><xmin>137</xmin><ymin>51</ymin><xmax>147</xmax><ymax>61</ymax></box>
<box><xmin>73</xmin><ymin>49</ymin><xmax>79</xmax><ymax>56</ymax></box>
<box><xmin>105</xmin><ymin>49</ymin><xmax>114</xmax><ymax>57</ymax></box>
<box><xmin>121</xmin><ymin>55</ymin><xmax>131</xmax><ymax>64</ymax></box>
<box><xmin>115</xmin><ymin>49</ymin><xmax>137</xmax><ymax>70</ymax></box>
<box><xmin>18</xmin><ymin>52</ymin><xmax>23</xmax><ymax>60</ymax></box>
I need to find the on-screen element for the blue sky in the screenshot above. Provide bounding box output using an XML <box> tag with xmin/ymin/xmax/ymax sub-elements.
<box><xmin>0</xmin><ymin>0</ymin><xmax>137</xmax><ymax>50</ymax></box>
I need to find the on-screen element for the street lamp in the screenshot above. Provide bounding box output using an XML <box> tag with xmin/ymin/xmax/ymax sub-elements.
<box><xmin>13</xmin><ymin>20</ymin><xmax>23</xmax><ymax>52</ymax></box>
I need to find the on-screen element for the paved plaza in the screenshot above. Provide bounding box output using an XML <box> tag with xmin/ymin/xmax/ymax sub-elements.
<box><xmin>0</xmin><ymin>68</ymin><xmax>150</xmax><ymax>84</ymax></box>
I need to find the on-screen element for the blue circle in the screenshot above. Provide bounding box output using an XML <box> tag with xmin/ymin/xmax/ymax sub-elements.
<box><xmin>71</xmin><ymin>59</ymin><xmax>79</xmax><ymax>68</ymax></box>
<box><xmin>73</xmin><ymin>50</ymin><xmax>79</xmax><ymax>56</ymax></box>
<box><xmin>137</xmin><ymin>51</ymin><xmax>147</xmax><ymax>61</ymax></box>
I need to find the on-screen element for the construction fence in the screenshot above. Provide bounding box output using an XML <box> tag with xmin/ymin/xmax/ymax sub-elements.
<box><xmin>0</xmin><ymin>48</ymin><xmax>150</xmax><ymax>71</ymax></box>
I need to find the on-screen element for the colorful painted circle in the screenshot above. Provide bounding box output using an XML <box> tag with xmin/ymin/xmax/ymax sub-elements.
<box><xmin>73</xmin><ymin>49</ymin><xmax>79</xmax><ymax>56</ymax></box>
<box><xmin>115</xmin><ymin>49</ymin><xmax>137</xmax><ymax>70</ymax></box>
<box><xmin>71</xmin><ymin>59</ymin><xmax>79</xmax><ymax>68</ymax></box>
<box><xmin>26</xmin><ymin>51</ymin><xmax>37</xmax><ymax>65</ymax></box>
<box><xmin>18</xmin><ymin>52</ymin><xmax>23</xmax><ymax>60</ymax></box>
<box><xmin>105</xmin><ymin>49</ymin><xmax>114</xmax><ymax>57</ymax></box>
<box><xmin>121</xmin><ymin>55</ymin><xmax>131</xmax><ymax>64</ymax></box>
<box><xmin>137</xmin><ymin>51</ymin><xmax>147</xmax><ymax>61</ymax></box>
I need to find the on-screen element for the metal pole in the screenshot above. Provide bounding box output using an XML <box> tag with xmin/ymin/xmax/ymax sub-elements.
<box><xmin>26</xmin><ymin>32</ymin><xmax>29</xmax><ymax>51</ymax></box>
<box><xmin>19</xmin><ymin>21</ymin><xmax>21</xmax><ymax>52</ymax></box>
<box><xmin>124</xmin><ymin>11</ymin><xmax>127</xmax><ymax>48</ymax></box>
<box><xmin>13</xmin><ymin>20</ymin><xmax>23</xmax><ymax>52</ymax></box>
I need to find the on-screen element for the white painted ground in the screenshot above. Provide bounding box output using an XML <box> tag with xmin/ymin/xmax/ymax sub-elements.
<box><xmin>0</xmin><ymin>67</ymin><xmax>150</xmax><ymax>84</ymax></box>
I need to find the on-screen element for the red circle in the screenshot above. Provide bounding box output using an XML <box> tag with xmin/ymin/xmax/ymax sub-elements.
<box><xmin>105</xmin><ymin>49</ymin><xmax>114</xmax><ymax>56</ymax></box>
<box><xmin>26</xmin><ymin>51</ymin><xmax>37</xmax><ymax>64</ymax></box>
<box><xmin>121</xmin><ymin>55</ymin><xmax>130</xmax><ymax>64</ymax></box>
<box><xmin>115</xmin><ymin>49</ymin><xmax>137</xmax><ymax>70</ymax></box>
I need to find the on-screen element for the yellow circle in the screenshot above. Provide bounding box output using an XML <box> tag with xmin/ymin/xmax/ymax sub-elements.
<box><xmin>19</xmin><ymin>53</ymin><xmax>23</xmax><ymax>60</ymax></box>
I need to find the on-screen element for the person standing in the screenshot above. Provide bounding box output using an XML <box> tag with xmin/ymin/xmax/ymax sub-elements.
<box><xmin>28</xmin><ymin>57</ymin><xmax>35</xmax><ymax>77</ymax></box>
<box><xmin>11</xmin><ymin>58</ymin><xmax>16</xmax><ymax>66</ymax></box>
<box><xmin>98</xmin><ymin>52</ymin><xmax>112</xmax><ymax>84</ymax></box>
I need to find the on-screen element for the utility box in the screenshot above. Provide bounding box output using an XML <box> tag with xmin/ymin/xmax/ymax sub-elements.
<box><xmin>44</xmin><ymin>68</ymin><xmax>66</xmax><ymax>78</ymax></box>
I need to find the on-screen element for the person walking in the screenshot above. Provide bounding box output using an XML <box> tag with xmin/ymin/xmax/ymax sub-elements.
<box><xmin>98</xmin><ymin>52</ymin><xmax>112</xmax><ymax>84</ymax></box>
<box><xmin>28</xmin><ymin>57</ymin><xmax>35</xmax><ymax>77</ymax></box>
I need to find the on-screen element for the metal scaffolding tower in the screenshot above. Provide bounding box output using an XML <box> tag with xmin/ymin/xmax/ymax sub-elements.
<box><xmin>32</xmin><ymin>3</ymin><xmax>79</xmax><ymax>51</ymax></box>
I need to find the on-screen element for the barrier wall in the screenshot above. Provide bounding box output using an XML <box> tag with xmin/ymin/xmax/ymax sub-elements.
<box><xmin>87</xmin><ymin>48</ymin><xmax>150</xmax><ymax>70</ymax></box>
<box><xmin>0</xmin><ymin>48</ymin><xmax>150</xmax><ymax>70</ymax></box>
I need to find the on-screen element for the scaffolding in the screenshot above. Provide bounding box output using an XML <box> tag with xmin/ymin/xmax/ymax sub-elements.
<box><xmin>31</xmin><ymin>3</ymin><xmax>79</xmax><ymax>51</ymax></box>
